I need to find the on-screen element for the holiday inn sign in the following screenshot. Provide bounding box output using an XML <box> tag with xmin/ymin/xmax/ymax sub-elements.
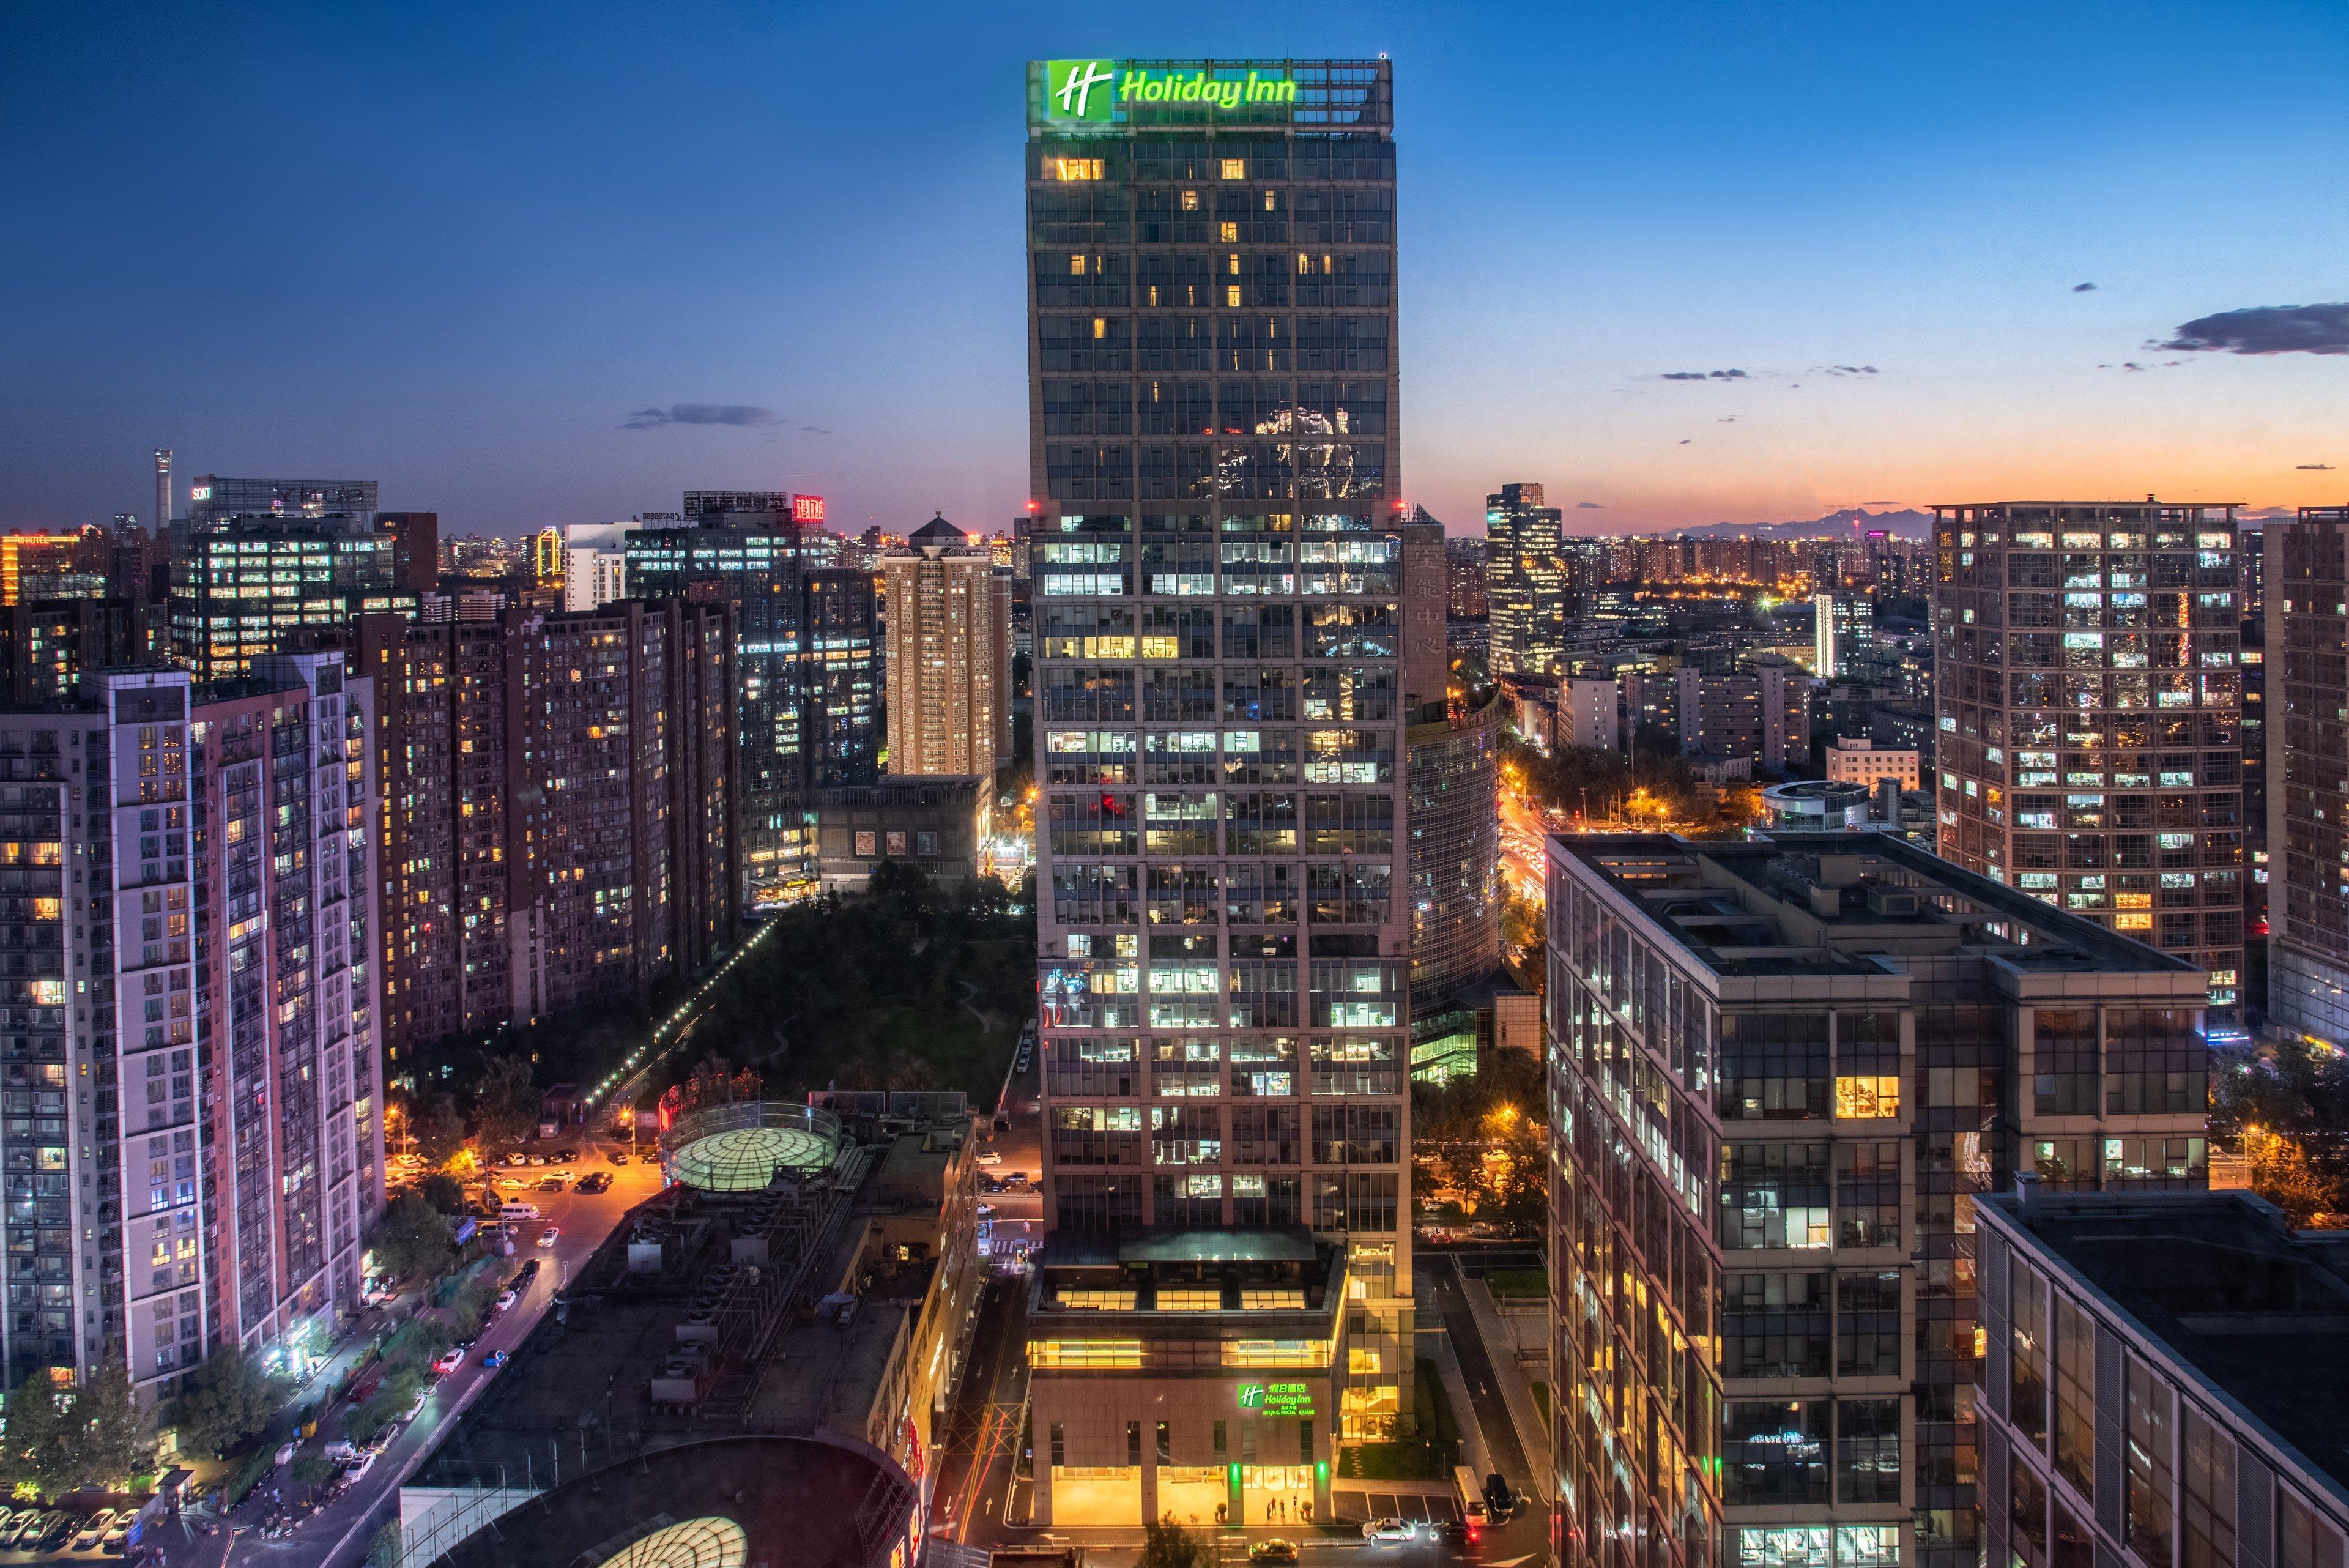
<box><xmin>1039</xmin><ymin>59</ymin><xmax>1299</xmax><ymax>121</ymax></box>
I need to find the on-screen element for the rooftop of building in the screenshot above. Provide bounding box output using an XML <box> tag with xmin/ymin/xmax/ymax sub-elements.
<box><xmin>411</xmin><ymin>1117</ymin><xmax>967</xmax><ymax>1487</ymax></box>
<box><xmin>1030</xmin><ymin>1228</ymin><xmax>1347</xmax><ymax>1323</ymax></box>
<box><xmin>1550</xmin><ymin>830</ymin><xmax>2206</xmax><ymax>983</ymax></box>
<box><xmin>1979</xmin><ymin>1188</ymin><xmax>2349</xmax><ymax>1498</ymax></box>
<box><xmin>433</xmin><ymin>1433</ymin><xmax>914</xmax><ymax>1568</ymax></box>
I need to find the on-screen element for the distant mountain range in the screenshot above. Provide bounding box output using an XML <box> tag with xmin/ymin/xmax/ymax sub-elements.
<box><xmin>1647</xmin><ymin>507</ymin><xmax>1935</xmax><ymax>542</ymax></box>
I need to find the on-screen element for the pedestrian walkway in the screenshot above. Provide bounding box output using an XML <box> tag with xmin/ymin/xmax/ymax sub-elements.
<box><xmin>1330</xmin><ymin>1487</ymin><xmax>1461</xmax><ymax>1525</ymax></box>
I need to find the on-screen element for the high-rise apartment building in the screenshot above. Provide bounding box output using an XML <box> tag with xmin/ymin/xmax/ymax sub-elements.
<box><xmin>625</xmin><ymin>494</ymin><xmax>875</xmax><ymax>908</ymax></box>
<box><xmin>1546</xmin><ymin>832</ymin><xmax>2213</xmax><ymax>1568</ymax></box>
<box><xmin>1675</xmin><ymin>660</ymin><xmax>1811</xmax><ymax>770</ymax></box>
<box><xmin>2265</xmin><ymin>508</ymin><xmax>2349</xmax><ymax>1046</ymax></box>
<box><xmin>881</xmin><ymin>518</ymin><xmax>1012</xmax><ymax>780</ymax></box>
<box><xmin>0</xmin><ymin>660</ymin><xmax>382</xmax><ymax>1403</ymax></box>
<box><xmin>344</xmin><ymin>603</ymin><xmax>735</xmax><ymax>1060</ymax></box>
<box><xmin>1486</xmin><ymin>482</ymin><xmax>1564</xmax><ymax>678</ymax></box>
<box><xmin>170</xmin><ymin>479</ymin><xmax>414</xmax><ymax>680</ymax></box>
<box><xmin>1932</xmin><ymin>502</ymin><xmax>2244</xmax><ymax>1021</ymax></box>
<box><xmin>1442</xmin><ymin>529</ymin><xmax>1487</xmax><ymax>622</ymax></box>
<box><xmin>189</xmin><ymin>653</ymin><xmax>383</xmax><ymax>1369</ymax></box>
<box><xmin>1814</xmin><ymin>592</ymin><xmax>1874</xmax><ymax>680</ymax></box>
<box><xmin>1024</xmin><ymin>57</ymin><xmax>1411</xmax><ymax>1527</ymax></box>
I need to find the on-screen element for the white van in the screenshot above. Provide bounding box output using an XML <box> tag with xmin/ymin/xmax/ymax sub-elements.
<box><xmin>498</xmin><ymin>1200</ymin><xmax>540</xmax><ymax>1222</ymax></box>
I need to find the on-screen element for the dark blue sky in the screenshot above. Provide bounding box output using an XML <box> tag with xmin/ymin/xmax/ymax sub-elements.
<box><xmin>6</xmin><ymin>1</ymin><xmax>2345</xmax><ymax>537</ymax></box>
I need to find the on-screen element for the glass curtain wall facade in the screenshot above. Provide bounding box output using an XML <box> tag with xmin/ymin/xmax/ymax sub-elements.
<box><xmin>1932</xmin><ymin>502</ymin><xmax>2244</xmax><ymax>1022</ymax></box>
<box><xmin>1546</xmin><ymin>833</ymin><xmax>2211</xmax><ymax>1568</ymax></box>
<box><xmin>2266</xmin><ymin>510</ymin><xmax>2349</xmax><ymax>1046</ymax></box>
<box><xmin>1026</xmin><ymin>58</ymin><xmax>1414</xmax><ymax>1446</ymax></box>
<box><xmin>1486</xmin><ymin>483</ymin><xmax>1564</xmax><ymax>678</ymax></box>
<box><xmin>625</xmin><ymin>499</ymin><xmax>875</xmax><ymax>909</ymax></box>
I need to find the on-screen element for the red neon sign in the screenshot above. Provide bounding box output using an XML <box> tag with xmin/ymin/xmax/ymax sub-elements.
<box><xmin>791</xmin><ymin>494</ymin><xmax>826</xmax><ymax>524</ymax></box>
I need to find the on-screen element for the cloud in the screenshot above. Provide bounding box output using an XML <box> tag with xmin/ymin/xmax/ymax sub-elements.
<box><xmin>2155</xmin><ymin>302</ymin><xmax>2349</xmax><ymax>355</ymax></box>
<box><xmin>2073</xmin><ymin>282</ymin><xmax>2098</xmax><ymax>292</ymax></box>
<box><xmin>800</xmin><ymin>425</ymin><xmax>832</xmax><ymax>435</ymax></box>
<box><xmin>622</xmin><ymin>403</ymin><xmax>779</xmax><ymax>430</ymax></box>
<box><xmin>1679</xmin><ymin>439</ymin><xmax>1692</xmax><ymax>445</ymax></box>
<box><xmin>1718</xmin><ymin>417</ymin><xmax>1737</xmax><ymax>423</ymax></box>
<box><xmin>1813</xmin><ymin>365</ymin><xmax>1879</xmax><ymax>377</ymax></box>
<box><xmin>1576</xmin><ymin>501</ymin><xmax>1605</xmax><ymax>510</ymax></box>
<box><xmin>2297</xmin><ymin>463</ymin><xmax>2336</xmax><ymax>470</ymax></box>
<box><xmin>2098</xmin><ymin>360</ymin><xmax>2186</xmax><ymax>372</ymax></box>
<box><xmin>1659</xmin><ymin>368</ymin><xmax>1747</xmax><ymax>381</ymax></box>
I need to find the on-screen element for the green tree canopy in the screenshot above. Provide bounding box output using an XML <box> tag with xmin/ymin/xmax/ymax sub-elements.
<box><xmin>413</xmin><ymin>1093</ymin><xmax>466</xmax><ymax>1166</ymax></box>
<box><xmin>472</xmin><ymin>1055</ymin><xmax>541</xmax><ymax>1149</ymax></box>
<box><xmin>165</xmin><ymin>1347</ymin><xmax>286</xmax><ymax>1458</ymax></box>
<box><xmin>368</xmin><ymin>1192</ymin><xmax>455</xmax><ymax>1282</ymax></box>
<box><xmin>1138</xmin><ymin>1515</ymin><xmax>1213</xmax><ymax>1568</ymax></box>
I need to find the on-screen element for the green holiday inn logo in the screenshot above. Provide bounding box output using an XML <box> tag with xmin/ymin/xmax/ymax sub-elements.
<box><xmin>1043</xmin><ymin>59</ymin><xmax>1299</xmax><ymax>121</ymax></box>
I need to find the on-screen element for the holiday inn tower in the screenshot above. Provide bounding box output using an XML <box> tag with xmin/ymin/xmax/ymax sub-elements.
<box><xmin>1022</xmin><ymin>58</ymin><xmax>1420</xmax><ymax>1529</ymax></box>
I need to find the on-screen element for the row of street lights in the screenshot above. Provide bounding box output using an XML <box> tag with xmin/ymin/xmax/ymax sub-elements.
<box><xmin>576</xmin><ymin>916</ymin><xmax>789</xmax><ymax>1122</ymax></box>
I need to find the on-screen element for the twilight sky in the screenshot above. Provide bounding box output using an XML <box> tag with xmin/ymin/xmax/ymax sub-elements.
<box><xmin>4</xmin><ymin>0</ymin><xmax>2346</xmax><ymax>538</ymax></box>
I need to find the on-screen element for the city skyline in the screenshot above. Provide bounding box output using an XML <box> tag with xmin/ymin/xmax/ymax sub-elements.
<box><xmin>7</xmin><ymin>2</ymin><xmax>2347</xmax><ymax>538</ymax></box>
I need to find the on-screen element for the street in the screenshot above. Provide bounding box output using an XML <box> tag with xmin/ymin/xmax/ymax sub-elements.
<box><xmin>152</xmin><ymin>1132</ymin><xmax>667</xmax><ymax>1568</ymax></box>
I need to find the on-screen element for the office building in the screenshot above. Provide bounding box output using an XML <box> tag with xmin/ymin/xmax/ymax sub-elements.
<box><xmin>1442</xmin><ymin>529</ymin><xmax>1487</xmax><ymax>622</ymax></box>
<box><xmin>626</xmin><ymin>494</ymin><xmax>875</xmax><ymax>908</ymax></box>
<box><xmin>0</xmin><ymin>598</ymin><xmax>165</xmax><ymax>705</ymax></box>
<box><xmin>0</xmin><ymin>535</ymin><xmax>86</xmax><ymax>608</ymax></box>
<box><xmin>1824</xmin><ymin>735</ymin><xmax>1921</xmax><ymax>792</ymax></box>
<box><xmin>1932</xmin><ymin>501</ymin><xmax>2244</xmax><ymax>1022</ymax></box>
<box><xmin>1405</xmin><ymin>687</ymin><xmax>1502</xmax><ymax>1012</ymax></box>
<box><xmin>814</xmin><ymin>775</ymin><xmax>991</xmax><ymax>893</ymax></box>
<box><xmin>346</xmin><ymin>603</ymin><xmax>736</xmax><ymax>1060</ymax></box>
<box><xmin>170</xmin><ymin>480</ymin><xmax>414</xmax><ymax>680</ymax></box>
<box><xmin>1486</xmin><ymin>482</ymin><xmax>1564</xmax><ymax>677</ymax></box>
<box><xmin>1814</xmin><ymin>592</ymin><xmax>1874</xmax><ymax>680</ymax></box>
<box><xmin>881</xmin><ymin>517</ymin><xmax>1012</xmax><ymax>779</ymax></box>
<box><xmin>1546</xmin><ymin>832</ymin><xmax>2213</xmax><ymax>1568</ymax></box>
<box><xmin>1975</xmin><ymin>1189</ymin><xmax>2349</xmax><ymax>1568</ymax></box>
<box><xmin>1025</xmin><ymin>56</ymin><xmax>1409</xmax><ymax>1525</ymax></box>
<box><xmin>2266</xmin><ymin>509</ymin><xmax>2349</xmax><ymax>1046</ymax></box>
<box><xmin>377</xmin><ymin>511</ymin><xmax>440</xmax><ymax>595</ymax></box>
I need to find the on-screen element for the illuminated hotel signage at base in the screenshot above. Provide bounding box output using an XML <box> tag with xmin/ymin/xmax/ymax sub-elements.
<box><xmin>1236</xmin><ymin>1381</ymin><xmax>1313</xmax><ymax>1417</ymax></box>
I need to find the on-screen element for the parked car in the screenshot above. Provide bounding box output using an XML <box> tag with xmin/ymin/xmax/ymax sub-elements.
<box><xmin>101</xmin><ymin>1517</ymin><xmax>131</xmax><ymax>1554</ymax></box>
<box><xmin>433</xmin><ymin>1347</ymin><xmax>467</xmax><ymax>1375</ymax></box>
<box><xmin>406</xmin><ymin>1388</ymin><xmax>429</xmax><ymax>1422</ymax></box>
<box><xmin>608</xmin><ymin>1151</ymin><xmax>629</xmax><ymax>1165</ymax></box>
<box><xmin>483</xmin><ymin>1349</ymin><xmax>510</xmax><ymax>1370</ymax></box>
<box><xmin>1362</xmin><ymin>1518</ymin><xmax>1415</xmax><ymax>1544</ymax></box>
<box><xmin>1249</xmin><ymin>1541</ymin><xmax>1301</xmax><ymax>1563</ymax></box>
<box><xmin>515</xmin><ymin>1259</ymin><xmax>540</xmax><ymax>1285</ymax></box>
<box><xmin>536</xmin><ymin>1227</ymin><xmax>560</xmax><ymax>1247</ymax></box>
<box><xmin>495</xmin><ymin>1288</ymin><xmax>519</xmax><ymax>1311</ymax></box>
<box><xmin>275</xmin><ymin>1441</ymin><xmax>299</xmax><ymax>1466</ymax></box>
<box><xmin>0</xmin><ymin>1509</ymin><xmax>35</xmax><ymax>1547</ymax></box>
<box><xmin>975</xmin><ymin>1150</ymin><xmax>1001</xmax><ymax>1167</ymax></box>
<box><xmin>554</xmin><ymin>1147</ymin><xmax>579</xmax><ymax>1162</ymax></box>
<box><xmin>76</xmin><ymin>1509</ymin><xmax>119</xmax><ymax>1549</ymax></box>
<box><xmin>536</xmin><ymin>1177</ymin><xmax>563</xmax><ymax>1192</ymax></box>
<box><xmin>528</xmin><ymin>1154</ymin><xmax>546</xmax><ymax>1165</ymax></box>
<box><xmin>32</xmin><ymin>1512</ymin><xmax>74</xmax><ymax>1552</ymax></box>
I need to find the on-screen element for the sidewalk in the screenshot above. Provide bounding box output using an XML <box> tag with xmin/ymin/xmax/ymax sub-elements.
<box><xmin>1461</xmin><ymin>1275</ymin><xmax>1554</xmax><ymax>1506</ymax></box>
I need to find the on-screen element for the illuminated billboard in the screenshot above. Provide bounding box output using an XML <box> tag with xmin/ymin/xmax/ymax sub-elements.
<box><xmin>1037</xmin><ymin>59</ymin><xmax>1299</xmax><ymax>124</ymax></box>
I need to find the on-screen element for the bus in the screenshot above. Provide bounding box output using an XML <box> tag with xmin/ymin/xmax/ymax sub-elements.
<box><xmin>1454</xmin><ymin>1466</ymin><xmax>1489</xmax><ymax>1526</ymax></box>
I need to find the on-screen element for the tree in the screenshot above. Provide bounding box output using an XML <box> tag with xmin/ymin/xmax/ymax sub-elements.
<box><xmin>165</xmin><ymin>1347</ymin><xmax>285</xmax><ymax>1458</ymax></box>
<box><xmin>1</xmin><ymin>1372</ymin><xmax>71</xmax><ymax>1493</ymax></box>
<box><xmin>63</xmin><ymin>1358</ymin><xmax>152</xmax><ymax>1487</ymax></box>
<box><xmin>2245</xmin><ymin>1128</ymin><xmax>2336</xmax><ymax>1228</ymax></box>
<box><xmin>417</xmin><ymin>1172</ymin><xmax>466</xmax><ymax>1214</ymax></box>
<box><xmin>292</xmin><ymin>1450</ymin><xmax>338</xmax><ymax>1493</ymax></box>
<box><xmin>472</xmin><ymin>1055</ymin><xmax>541</xmax><ymax>1150</ymax></box>
<box><xmin>367</xmin><ymin>1521</ymin><xmax>403</xmax><ymax>1567</ymax></box>
<box><xmin>368</xmin><ymin>1192</ymin><xmax>455</xmax><ymax>1282</ymax></box>
<box><xmin>1138</xmin><ymin>1515</ymin><xmax>1212</xmax><ymax>1568</ymax></box>
<box><xmin>413</xmin><ymin>1093</ymin><xmax>466</xmax><ymax>1166</ymax></box>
